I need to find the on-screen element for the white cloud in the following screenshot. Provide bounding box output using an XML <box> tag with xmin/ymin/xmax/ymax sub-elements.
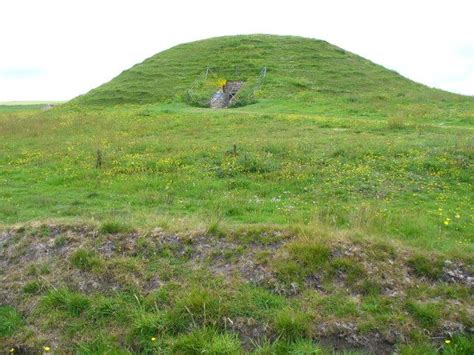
<box><xmin>0</xmin><ymin>0</ymin><xmax>473</xmax><ymax>101</ymax></box>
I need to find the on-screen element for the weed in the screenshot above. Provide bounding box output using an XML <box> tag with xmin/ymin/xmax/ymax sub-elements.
<box><xmin>273</xmin><ymin>259</ymin><xmax>304</xmax><ymax>284</ymax></box>
<box><xmin>254</xmin><ymin>339</ymin><xmax>323</xmax><ymax>354</ymax></box>
<box><xmin>328</xmin><ymin>257</ymin><xmax>366</xmax><ymax>285</ymax></box>
<box><xmin>360</xmin><ymin>296</ymin><xmax>393</xmax><ymax>315</ymax></box>
<box><xmin>0</xmin><ymin>306</ymin><xmax>24</xmax><ymax>337</ymax></box>
<box><xmin>76</xmin><ymin>336</ymin><xmax>128</xmax><ymax>354</ymax></box>
<box><xmin>172</xmin><ymin>327</ymin><xmax>241</xmax><ymax>354</ymax></box>
<box><xmin>406</xmin><ymin>301</ymin><xmax>442</xmax><ymax>329</ymax></box>
<box><xmin>407</xmin><ymin>255</ymin><xmax>444</xmax><ymax>280</ymax></box>
<box><xmin>398</xmin><ymin>342</ymin><xmax>437</xmax><ymax>355</ymax></box>
<box><xmin>165</xmin><ymin>287</ymin><xmax>223</xmax><ymax>332</ymax></box>
<box><xmin>273</xmin><ymin>307</ymin><xmax>311</xmax><ymax>341</ymax></box>
<box><xmin>273</xmin><ymin>240</ymin><xmax>331</xmax><ymax>283</ymax></box>
<box><xmin>387</xmin><ymin>116</ymin><xmax>407</xmax><ymax>130</ymax></box>
<box><xmin>442</xmin><ymin>334</ymin><xmax>474</xmax><ymax>355</ymax></box>
<box><xmin>70</xmin><ymin>249</ymin><xmax>103</xmax><ymax>272</ymax></box>
<box><xmin>42</xmin><ymin>288</ymin><xmax>90</xmax><ymax>316</ymax></box>
<box><xmin>229</xmin><ymin>285</ymin><xmax>285</xmax><ymax>318</ymax></box>
<box><xmin>356</xmin><ymin>280</ymin><xmax>382</xmax><ymax>296</ymax></box>
<box><xmin>317</xmin><ymin>294</ymin><xmax>359</xmax><ymax>317</ymax></box>
<box><xmin>92</xmin><ymin>297</ymin><xmax>125</xmax><ymax>320</ymax></box>
<box><xmin>23</xmin><ymin>280</ymin><xmax>43</xmax><ymax>294</ymax></box>
<box><xmin>99</xmin><ymin>221</ymin><xmax>133</xmax><ymax>234</ymax></box>
<box><xmin>207</xmin><ymin>218</ymin><xmax>223</xmax><ymax>236</ymax></box>
<box><xmin>54</xmin><ymin>235</ymin><xmax>68</xmax><ymax>247</ymax></box>
<box><xmin>288</xmin><ymin>241</ymin><xmax>331</xmax><ymax>269</ymax></box>
<box><xmin>131</xmin><ymin>312</ymin><xmax>165</xmax><ymax>339</ymax></box>
<box><xmin>27</xmin><ymin>263</ymin><xmax>50</xmax><ymax>276</ymax></box>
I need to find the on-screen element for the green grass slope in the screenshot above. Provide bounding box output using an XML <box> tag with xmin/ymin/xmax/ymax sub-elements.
<box><xmin>1</xmin><ymin>35</ymin><xmax>473</xmax><ymax>353</ymax></box>
<box><xmin>73</xmin><ymin>35</ymin><xmax>472</xmax><ymax>120</ymax></box>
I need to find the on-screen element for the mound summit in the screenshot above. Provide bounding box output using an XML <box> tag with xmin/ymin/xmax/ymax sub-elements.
<box><xmin>74</xmin><ymin>34</ymin><xmax>466</xmax><ymax>109</ymax></box>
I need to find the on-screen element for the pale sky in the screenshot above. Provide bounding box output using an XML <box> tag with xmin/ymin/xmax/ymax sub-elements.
<box><xmin>0</xmin><ymin>0</ymin><xmax>473</xmax><ymax>101</ymax></box>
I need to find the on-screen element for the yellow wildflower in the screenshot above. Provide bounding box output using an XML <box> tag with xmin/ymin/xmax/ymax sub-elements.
<box><xmin>9</xmin><ymin>349</ymin><xmax>15</xmax><ymax>353</ymax></box>
<box><xmin>445</xmin><ymin>339</ymin><xmax>451</xmax><ymax>344</ymax></box>
<box><xmin>43</xmin><ymin>346</ymin><xmax>51</xmax><ymax>352</ymax></box>
<box><xmin>151</xmin><ymin>337</ymin><xmax>157</xmax><ymax>342</ymax></box>
<box><xmin>216</xmin><ymin>78</ymin><xmax>227</xmax><ymax>87</ymax></box>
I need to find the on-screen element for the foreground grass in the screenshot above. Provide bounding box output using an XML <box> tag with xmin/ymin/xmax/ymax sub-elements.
<box><xmin>1</xmin><ymin>223</ymin><xmax>472</xmax><ymax>353</ymax></box>
<box><xmin>0</xmin><ymin>103</ymin><xmax>472</xmax><ymax>256</ymax></box>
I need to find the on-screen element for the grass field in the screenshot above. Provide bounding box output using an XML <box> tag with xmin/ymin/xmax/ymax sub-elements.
<box><xmin>1</xmin><ymin>103</ymin><xmax>473</xmax><ymax>255</ymax></box>
<box><xmin>1</xmin><ymin>35</ymin><xmax>473</xmax><ymax>353</ymax></box>
<box><xmin>0</xmin><ymin>101</ymin><xmax>63</xmax><ymax>109</ymax></box>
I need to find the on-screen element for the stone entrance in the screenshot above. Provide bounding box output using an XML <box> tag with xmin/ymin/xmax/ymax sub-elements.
<box><xmin>210</xmin><ymin>80</ymin><xmax>244</xmax><ymax>108</ymax></box>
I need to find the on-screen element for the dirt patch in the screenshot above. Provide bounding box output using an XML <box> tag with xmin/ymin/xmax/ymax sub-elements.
<box><xmin>228</xmin><ymin>316</ymin><xmax>274</xmax><ymax>350</ymax></box>
<box><xmin>443</xmin><ymin>260</ymin><xmax>474</xmax><ymax>286</ymax></box>
<box><xmin>2</xmin><ymin>223</ymin><xmax>472</xmax><ymax>302</ymax></box>
<box><xmin>315</xmin><ymin>322</ymin><xmax>402</xmax><ymax>354</ymax></box>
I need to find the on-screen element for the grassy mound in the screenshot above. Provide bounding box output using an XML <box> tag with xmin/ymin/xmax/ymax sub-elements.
<box><xmin>72</xmin><ymin>34</ymin><xmax>472</xmax><ymax>117</ymax></box>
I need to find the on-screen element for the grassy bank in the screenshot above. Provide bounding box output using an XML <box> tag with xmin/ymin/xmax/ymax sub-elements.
<box><xmin>1</xmin><ymin>223</ymin><xmax>472</xmax><ymax>353</ymax></box>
